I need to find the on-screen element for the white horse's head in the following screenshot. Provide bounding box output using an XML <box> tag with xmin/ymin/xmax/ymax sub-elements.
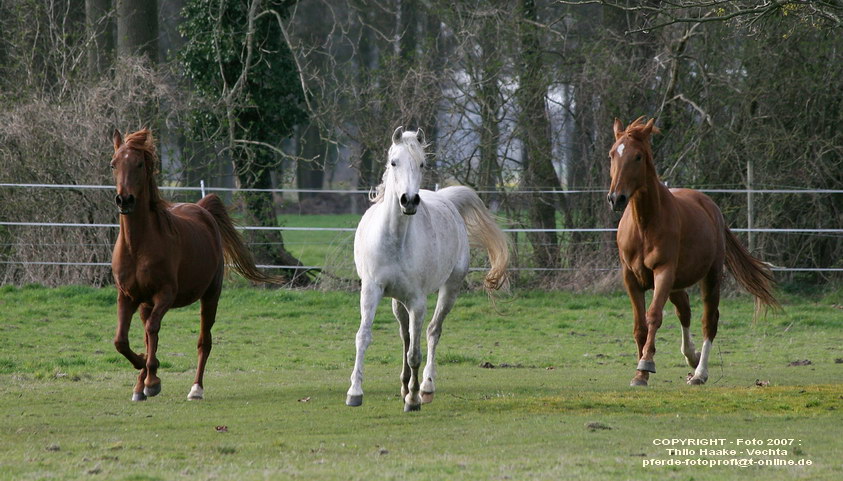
<box><xmin>386</xmin><ymin>126</ymin><xmax>427</xmax><ymax>215</ymax></box>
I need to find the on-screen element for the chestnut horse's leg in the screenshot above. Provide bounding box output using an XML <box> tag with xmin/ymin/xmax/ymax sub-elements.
<box><xmin>688</xmin><ymin>268</ymin><xmax>721</xmax><ymax>385</ymax></box>
<box><xmin>670</xmin><ymin>290</ymin><xmax>700</xmax><ymax>369</ymax></box>
<box><xmin>189</xmin><ymin>283</ymin><xmax>220</xmax><ymax>400</ymax></box>
<box><xmin>113</xmin><ymin>293</ymin><xmax>147</xmax><ymax>401</ymax></box>
<box><xmin>132</xmin><ymin>305</ymin><xmax>153</xmax><ymax>400</ymax></box>
<box><xmin>141</xmin><ymin>291</ymin><xmax>174</xmax><ymax>398</ymax></box>
<box><xmin>623</xmin><ymin>268</ymin><xmax>648</xmax><ymax>386</ymax></box>
<box><xmin>637</xmin><ymin>268</ymin><xmax>675</xmax><ymax>385</ymax></box>
<box><xmin>392</xmin><ymin>299</ymin><xmax>411</xmax><ymax>400</ymax></box>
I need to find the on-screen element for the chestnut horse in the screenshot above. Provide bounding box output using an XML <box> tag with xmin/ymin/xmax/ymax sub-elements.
<box><xmin>110</xmin><ymin>128</ymin><xmax>282</xmax><ymax>401</ymax></box>
<box><xmin>607</xmin><ymin>117</ymin><xmax>779</xmax><ymax>386</ymax></box>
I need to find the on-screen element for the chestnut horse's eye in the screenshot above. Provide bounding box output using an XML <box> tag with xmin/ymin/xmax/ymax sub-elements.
<box><xmin>635</xmin><ymin>154</ymin><xmax>642</xmax><ymax>162</ymax></box>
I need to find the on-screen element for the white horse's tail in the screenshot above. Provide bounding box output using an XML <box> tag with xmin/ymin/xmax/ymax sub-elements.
<box><xmin>439</xmin><ymin>186</ymin><xmax>510</xmax><ymax>290</ymax></box>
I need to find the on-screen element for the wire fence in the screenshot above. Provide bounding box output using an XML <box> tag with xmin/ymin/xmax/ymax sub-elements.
<box><xmin>1</xmin><ymin>183</ymin><xmax>842</xmax><ymax>274</ymax></box>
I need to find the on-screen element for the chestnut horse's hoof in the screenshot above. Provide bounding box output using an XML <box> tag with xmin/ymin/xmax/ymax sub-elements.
<box><xmin>630</xmin><ymin>378</ymin><xmax>649</xmax><ymax>387</ymax></box>
<box><xmin>346</xmin><ymin>394</ymin><xmax>363</xmax><ymax>407</ymax></box>
<box><xmin>187</xmin><ymin>383</ymin><xmax>204</xmax><ymax>400</ymax></box>
<box><xmin>403</xmin><ymin>403</ymin><xmax>421</xmax><ymax>412</ymax></box>
<box><xmin>420</xmin><ymin>391</ymin><xmax>435</xmax><ymax>404</ymax></box>
<box><xmin>132</xmin><ymin>392</ymin><xmax>147</xmax><ymax>402</ymax></box>
<box><xmin>143</xmin><ymin>383</ymin><xmax>161</xmax><ymax>398</ymax></box>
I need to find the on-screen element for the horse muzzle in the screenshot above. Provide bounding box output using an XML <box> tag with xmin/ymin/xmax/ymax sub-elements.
<box><xmin>400</xmin><ymin>193</ymin><xmax>420</xmax><ymax>215</ymax></box>
<box><xmin>115</xmin><ymin>194</ymin><xmax>136</xmax><ymax>215</ymax></box>
<box><xmin>608</xmin><ymin>192</ymin><xmax>628</xmax><ymax>212</ymax></box>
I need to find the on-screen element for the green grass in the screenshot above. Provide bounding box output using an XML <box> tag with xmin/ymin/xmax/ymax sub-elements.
<box><xmin>277</xmin><ymin>213</ymin><xmax>360</xmax><ymax>268</ymax></box>
<box><xmin>1</xmin><ymin>284</ymin><xmax>842</xmax><ymax>480</ymax></box>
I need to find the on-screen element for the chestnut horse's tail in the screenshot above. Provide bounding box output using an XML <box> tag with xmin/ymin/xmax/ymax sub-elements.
<box><xmin>439</xmin><ymin>186</ymin><xmax>510</xmax><ymax>291</ymax></box>
<box><xmin>198</xmin><ymin>194</ymin><xmax>286</xmax><ymax>285</ymax></box>
<box><xmin>723</xmin><ymin>227</ymin><xmax>780</xmax><ymax>313</ymax></box>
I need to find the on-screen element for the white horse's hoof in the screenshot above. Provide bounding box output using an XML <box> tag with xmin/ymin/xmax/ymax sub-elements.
<box><xmin>687</xmin><ymin>376</ymin><xmax>707</xmax><ymax>385</ymax></box>
<box><xmin>421</xmin><ymin>391</ymin><xmax>434</xmax><ymax>404</ymax></box>
<box><xmin>346</xmin><ymin>394</ymin><xmax>363</xmax><ymax>407</ymax></box>
<box><xmin>187</xmin><ymin>384</ymin><xmax>204</xmax><ymax>400</ymax></box>
<box><xmin>404</xmin><ymin>403</ymin><xmax>421</xmax><ymax>412</ymax></box>
<box><xmin>143</xmin><ymin>383</ymin><xmax>161</xmax><ymax>398</ymax></box>
<box><xmin>132</xmin><ymin>392</ymin><xmax>147</xmax><ymax>402</ymax></box>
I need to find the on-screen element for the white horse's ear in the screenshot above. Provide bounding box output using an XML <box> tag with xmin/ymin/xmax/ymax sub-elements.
<box><xmin>392</xmin><ymin>126</ymin><xmax>404</xmax><ymax>144</ymax></box>
<box><xmin>416</xmin><ymin>128</ymin><xmax>425</xmax><ymax>145</ymax></box>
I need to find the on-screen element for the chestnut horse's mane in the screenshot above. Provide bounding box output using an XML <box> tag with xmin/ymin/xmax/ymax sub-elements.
<box><xmin>619</xmin><ymin>116</ymin><xmax>661</xmax><ymax>162</ymax></box>
<box><xmin>123</xmin><ymin>129</ymin><xmax>170</xmax><ymax>212</ymax></box>
<box><xmin>622</xmin><ymin>116</ymin><xmax>661</xmax><ymax>140</ymax></box>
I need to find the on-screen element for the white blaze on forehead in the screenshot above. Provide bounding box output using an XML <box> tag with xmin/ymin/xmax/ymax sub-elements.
<box><xmin>615</xmin><ymin>143</ymin><xmax>625</xmax><ymax>157</ymax></box>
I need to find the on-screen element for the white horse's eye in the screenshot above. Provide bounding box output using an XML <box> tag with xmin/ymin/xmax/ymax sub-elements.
<box><xmin>420</xmin><ymin>163</ymin><xmax>426</xmax><ymax>169</ymax></box>
<box><xmin>390</xmin><ymin>161</ymin><xmax>396</xmax><ymax>167</ymax></box>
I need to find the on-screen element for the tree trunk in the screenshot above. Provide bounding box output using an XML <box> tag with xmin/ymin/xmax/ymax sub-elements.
<box><xmin>355</xmin><ymin>5</ymin><xmax>381</xmax><ymax>211</ymax></box>
<box><xmin>116</xmin><ymin>0</ymin><xmax>158</xmax><ymax>61</ymax></box>
<box><xmin>517</xmin><ymin>0</ymin><xmax>561</xmax><ymax>270</ymax></box>
<box><xmin>477</xmin><ymin>15</ymin><xmax>501</xmax><ymax>205</ymax></box>
<box><xmin>296</xmin><ymin>123</ymin><xmax>327</xmax><ymax>208</ymax></box>
<box><xmin>234</xmin><ymin>150</ymin><xmax>311</xmax><ymax>286</ymax></box>
<box><xmin>85</xmin><ymin>0</ymin><xmax>113</xmax><ymax>77</ymax></box>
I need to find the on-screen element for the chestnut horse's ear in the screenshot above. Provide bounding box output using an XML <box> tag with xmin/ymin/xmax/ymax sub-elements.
<box><xmin>112</xmin><ymin>129</ymin><xmax>123</xmax><ymax>152</ymax></box>
<box><xmin>392</xmin><ymin>126</ymin><xmax>404</xmax><ymax>145</ymax></box>
<box><xmin>612</xmin><ymin>118</ymin><xmax>624</xmax><ymax>140</ymax></box>
<box><xmin>642</xmin><ymin>118</ymin><xmax>661</xmax><ymax>137</ymax></box>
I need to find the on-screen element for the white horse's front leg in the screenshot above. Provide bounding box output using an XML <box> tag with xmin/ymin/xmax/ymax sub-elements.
<box><xmin>404</xmin><ymin>298</ymin><xmax>427</xmax><ymax>412</ymax></box>
<box><xmin>392</xmin><ymin>299</ymin><xmax>411</xmax><ymax>398</ymax></box>
<box><xmin>347</xmin><ymin>283</ymin><xmax>383</xmax><ymax>406</ymax></box>
<box><xmin>420</xmin><ymin>284</ymin><xmax>458</xmax><ymax>403</ymax></box>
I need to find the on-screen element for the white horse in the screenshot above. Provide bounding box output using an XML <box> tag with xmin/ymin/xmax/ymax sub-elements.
<box><xmin>346</xmin><ymin>127</ymin><xmax>510</xmax><ymax>412</ymax></box>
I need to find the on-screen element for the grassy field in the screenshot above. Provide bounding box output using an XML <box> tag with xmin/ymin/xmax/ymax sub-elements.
<box><xmin>1</xmin><ymin>284</ymin><xmax>842</xmax><ymax>480</ymax></box>
<box><xmin>277</xmin><ymin>213</ymin><xmax>359</xmax><ymax>269</ymax></box>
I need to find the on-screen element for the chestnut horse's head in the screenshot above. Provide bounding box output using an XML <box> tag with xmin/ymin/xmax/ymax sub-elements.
<box><xmin>607</xmin><ymin>117</ymin><xmax>660</xmax><ymax>212</ymax></box>
<box><xmin>110</xmin><ymin>129</ymin><xmax>162</xmax><ymax>215</ymax></box>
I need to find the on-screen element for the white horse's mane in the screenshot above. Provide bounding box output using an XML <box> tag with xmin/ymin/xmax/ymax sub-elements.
<box><xmin>369</xmin><ymin>130</ymin><xmax>428</xmax><ymax>204</ymax></box>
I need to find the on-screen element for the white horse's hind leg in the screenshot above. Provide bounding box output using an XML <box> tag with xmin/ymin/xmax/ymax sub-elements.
<box><xmin>403</xmin><ymin>297</ymin><xmax>427</xmax><ymax>412</ymax></box>
<box><xmin>347</xmin><ymin>282</ymin><xmax>383</xmax><ymax>406</ymax></box>
<box><xmin>420</xmin><ymin>283</ymin><xmax>459</xmax><ymax>403</ymax></box>
<box><xmin>392</xmin><ymin>299</ymin><xmax>411</xmax><ymax>398</ymax></box>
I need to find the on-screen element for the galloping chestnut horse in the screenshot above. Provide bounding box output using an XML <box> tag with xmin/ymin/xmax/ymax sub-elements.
<box><xmin>607</xmin><ymin>117</ymin><xmax>779</xmax><ymax>386</ymax></box>
<box><xmin>110</xmin><ymin>128</ymin><xmax>282</xmax><ymax>401</ymax></box>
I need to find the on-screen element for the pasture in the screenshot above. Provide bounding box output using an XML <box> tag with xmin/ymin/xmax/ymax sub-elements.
<box><xmin>1</xmin><ymin>284</ymin><xmax>842</xmax><ymax>480</ymax></box>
